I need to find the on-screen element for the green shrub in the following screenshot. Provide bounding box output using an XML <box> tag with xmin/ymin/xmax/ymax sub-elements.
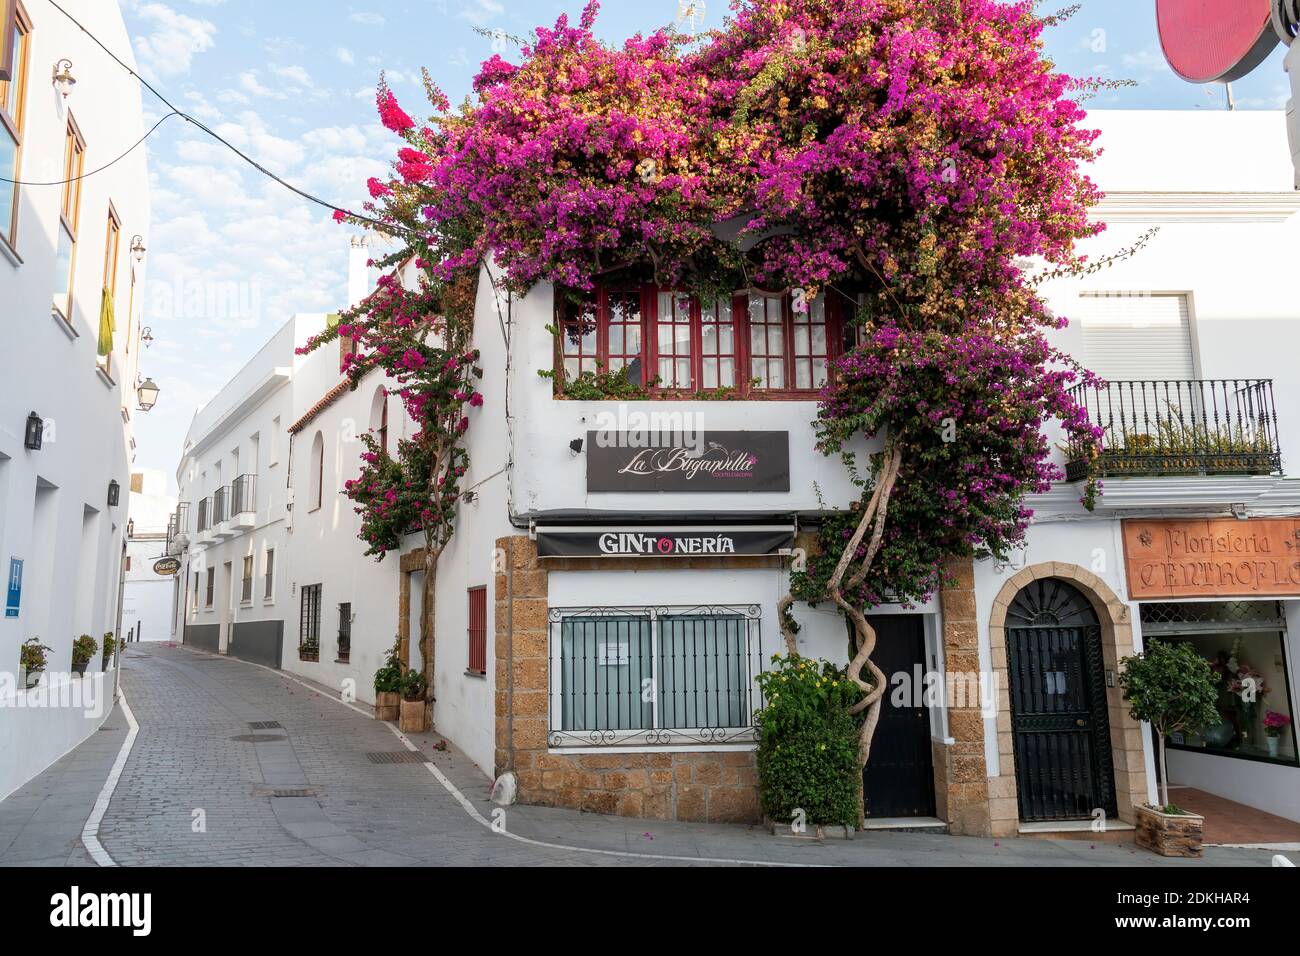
<box><xmin>72</xmin><ymin>634</ymin><xmax>99</xmax><ymax>666</ymax></box>
<box><xmin>755</xmin><ymin>655</ymin><xmax>865</xmax><ymax>828</ymax></box>
<box><xmin>374</xmin><ymin>638</ymin><xmax>402</xmax><ymax>694</ymax></box>
<box><xmin>399</xmin><ymin>669</ymin><xmax>428</xmax><ymax>703</ymax></box>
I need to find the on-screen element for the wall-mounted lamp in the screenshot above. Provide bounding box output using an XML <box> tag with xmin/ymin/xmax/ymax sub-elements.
<box><xmin>137</xmin><ymin>377</ymin><xmax>160</xmax><ymax>412</ymax></box>
<box><xmin>52</xmin><ymin>59</ymin><xmax>76</xmax><ymax>99</ymax></box>
<box><xmin>108</xmin><ymin>480</ymin><xmax>121</xmax><ymax>508</ymax></box>
<box><xmin>24</xmin><ymin>412</ymin><xmax>44</xmax><ymax>450</ymax></box>
<box><xmin>130</xmin><ymin>235</ymin><xmax>146</xmax><ymax>264</ymax></box>
<box><xmin>569</xmin><ymin>438</ymin><xmax>584</xmax><ymax>457</ymax></box>
<box><xmin>141</xmin><ymin>326</ymin><xmax>155</xmax><ymax>348</ymax></box>
<box><xmin>1230</xmin><ymin>503</ymin><xmax>1249</xmax><ymax>521</ymax></box>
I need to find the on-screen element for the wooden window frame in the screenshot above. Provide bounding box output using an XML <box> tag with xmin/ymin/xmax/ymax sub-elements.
<box><xmin>240</xmin><ymin>555</ymin><xmax>253</xmax><ymax>605</ymax></box>
<box><xmin>205</xmin><ymin>567</ymin><xmax>215</xmax><ymax>608</ymax></box>
<box><xmin>554</xmin><ymin>286</ymin><xmax>844</xmax><ymax>399</ymax></box>
<box><xmin>263</xmin><ymin>548</ymin><xmax>275</xmax><ymax>602</ymax></box>
<box><xmin>467</xmin><ymin>586</ymin><xmax>487</xmax><ymax>676</ymax></box>
<box><xmin>53</xmin><ymin>115</ymin><xmax>86</xmax><ymax>323</ymax></box>
<box><xmin>98</xmin><ymin>203</ymin><xmax>122</xmax><ymax>374</ymax></box>
<box><xmin>0</xmin><ymin>0</ymin><xmax>30</xmax><ymax>254</ymax></box>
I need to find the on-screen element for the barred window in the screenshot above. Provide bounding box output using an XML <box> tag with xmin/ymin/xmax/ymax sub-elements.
<box><xmin>549</xmin><ymin>605</ymin><xmax>762</xmax><ymax>749</ymax></box>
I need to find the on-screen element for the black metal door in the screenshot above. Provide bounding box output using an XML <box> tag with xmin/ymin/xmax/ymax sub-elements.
<box><xmin>862</xmin><ymin>616</ymin><xmax>936</xmax><ymax>819</ymax></box>
<box><xmin>1006</xmin><ymin>625</ymin><xmax>1117</xmax><ymax>821</ymax></box>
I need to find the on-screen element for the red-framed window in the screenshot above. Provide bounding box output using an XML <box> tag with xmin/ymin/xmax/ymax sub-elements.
<box><xmin>467</xmin><ymin>586</ymin><xmax>487</xmax><ymax>676</ymax></box>
<box><xmin>555</xmin><ymin>286</ymin><xmax>843</xmax><ymax>398</ymax></box>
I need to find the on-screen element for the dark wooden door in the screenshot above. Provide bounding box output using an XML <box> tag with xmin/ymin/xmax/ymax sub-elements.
<box><xmin>862</xmin><ymin>616</ymin><xmax>936</xmax><ymax>819</ymax></box>
<box><xmin>1006</xmin><ymin>625</ymin><xmax>1117</xmax><ymax>821</ymax></box>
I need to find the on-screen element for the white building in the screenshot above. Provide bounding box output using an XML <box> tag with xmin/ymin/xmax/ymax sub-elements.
<box><xmin>121</xmin><ymin>469</ymin><xmax>176</xmax><ymax>644</ymax></box>
<box><xmin>167</xmin><ymin>110</ymin><xmax>1300</xmax><ymax>834</ymax></box>
<box><xmin>169</xmin><ymin>240</ymin><xmax>410</xmax><ymax>689</ymax></box>
<box><xmin>0</xmin><ymin>0</ymin><xmax>154</xmax><ymax>799</ymax></box>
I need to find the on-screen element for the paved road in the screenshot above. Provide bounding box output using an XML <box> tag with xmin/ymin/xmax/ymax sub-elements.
<box><xmin>0</xmin><ymin>643</ymin><xmax>1286</xmax><ymax>867</ymax></box>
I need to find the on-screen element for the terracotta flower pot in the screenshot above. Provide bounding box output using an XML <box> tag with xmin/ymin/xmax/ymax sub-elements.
<box><xmin>375</xmin><ymin>691</ymin><xmax>401</xmax><ymax>722</ymax></box>
<box><xmin>1136</xmin><ymin>804</ymin><xmax>1204</xmax><ymax>858</ymax></box>
<box><xmin>399</xmin><ymin>697</ymin><xmax>429</xmax><ymax>733</ymax></box>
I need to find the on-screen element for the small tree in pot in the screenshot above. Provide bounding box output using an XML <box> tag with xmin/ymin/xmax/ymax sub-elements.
<box><xmin>20</xmin><ymin>639</ymin><xmax>52</xmax><ymax>689</ymax></box>
<box><xmin>71</xmin><ymin>635</ymin><xmax>99</xmax><ymax>675</ymax></box>
<box><xmin>398</xmin><ymin>669</ymin><xmax>429</xmax><ymax>734</ymax></box>
<box><xmin>102</xmin><ymin>633</ymin><xmax>117</xmax><ymax>668</ymax></box>
<box><xmin>373</xmin><ymin>638</ymin><xmax>403</xmax><ymax>721</ymax></box>
<box><xmin>1120</xmin><ymin>640</ymin><xmax>1221</xmax><ymax>857</ymax></box>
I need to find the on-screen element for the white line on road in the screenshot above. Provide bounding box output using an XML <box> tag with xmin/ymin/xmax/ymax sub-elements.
<box><xmin>196</xmin><ymin>648</ymin><xmax>814</xmax><ymax>868</ymax></box>
<box><xmin>82</xmin><ymin>689</ymin><xmax>139</xmax><ymax>867</ymax></box>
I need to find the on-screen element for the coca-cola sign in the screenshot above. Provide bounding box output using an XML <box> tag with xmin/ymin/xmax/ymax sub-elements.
<box><xmin>586</xmin><ymin>431</ymin><xmax>790</xmax><ymax>493</ymax></box>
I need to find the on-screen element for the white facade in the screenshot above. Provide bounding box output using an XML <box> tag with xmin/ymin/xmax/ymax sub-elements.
<box><xmin>0</xmin><ymin>0</ymin><xmax>153</xmax><ymax>799</ymax></box>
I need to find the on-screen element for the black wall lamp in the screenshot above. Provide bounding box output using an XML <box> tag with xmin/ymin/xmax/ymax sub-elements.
<box><xmin>569</xmin><ymin>438</ymin><xmax>584</xmax><ymax>456</ymax></box>
<box><xmin>24</xmin><ymin>412</ymin><xmax>43</xmax><ymax>450</ymax></box>
<box><xmin>108</xmin><ymin>480</ymin><xmax>121</xmax><ymax>507</ymax></box>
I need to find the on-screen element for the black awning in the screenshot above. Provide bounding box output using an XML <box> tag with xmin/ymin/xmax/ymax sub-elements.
<box><xmin>536</xmin><ymin>524</ymin><xmax>795</xmax><ymax>559</ymax></box>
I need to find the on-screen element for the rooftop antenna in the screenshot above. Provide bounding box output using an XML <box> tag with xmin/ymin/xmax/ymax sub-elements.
<box><xmin>677</xmin><ymin>1</ymin><xmax>705</xmax><ymax>37</ymax></box>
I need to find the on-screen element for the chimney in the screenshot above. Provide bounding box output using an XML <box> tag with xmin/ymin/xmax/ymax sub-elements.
<box><xmin>347</xmin><ymin>235</ymin><xmax>372</xmax><ymax>308</ymax></box>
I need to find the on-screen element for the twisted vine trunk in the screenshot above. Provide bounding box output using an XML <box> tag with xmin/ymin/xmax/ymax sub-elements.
<box><xmin>778</xmin><ymin>443</ymin><xmax>904</xmax><ymax>829</ymax></box>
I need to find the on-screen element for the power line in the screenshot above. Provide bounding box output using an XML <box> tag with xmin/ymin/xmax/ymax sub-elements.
<box><xmin>0</xmin><ymin>110</ymin><xmax>179</xmax><ymax>185</ymax></box>
<box><xmin>38</xmin><ymin>0</ymin><xmax>405</xmax><ymax>235</ymax></box>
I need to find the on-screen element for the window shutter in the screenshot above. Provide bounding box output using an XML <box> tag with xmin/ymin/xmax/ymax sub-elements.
<box><xmin>1078</xmin><ymin>293</ymin><xmax>1195</xmax><ymax>382</ymax></box>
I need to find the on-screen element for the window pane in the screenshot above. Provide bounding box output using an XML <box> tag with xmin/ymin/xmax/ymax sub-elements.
<box><xmin>53</xmin><ymin>225</ymin><xmax>74</xmax><ymax>317</ymax></box>
<box><xmin>719</xmin><ymin>357</ymin><xmax>735</xmax><ymax>388</ymax></box>
<box><xmin>795</xmin><ymin>359</ymin><xmax>812</xmax><ymax>390</ymax></box>
<box><xmin>766</xmin><ymin>359</ymin><xmax>784</xmax><ymax>389</ymax></box>
<box><xmin>703</xmin><ymin>358</ymin><xmax>718</xmax><ymax>389</ymax></box>
<box><xmin>560</xmin><ymin>616</ymin><xmax>653</xmax><ymax>732</ymax></box>
<box><xmin>658</xmin><ymin>615</ymin><xmax>750</xmax><ymax>729</ymax></box>
<box><xmin>0</xmin><ymin>126</ymin><xmax>15</xmax><ymax>245</ymax></box>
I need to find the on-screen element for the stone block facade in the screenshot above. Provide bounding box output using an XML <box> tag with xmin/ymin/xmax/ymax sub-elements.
<box><xmin>933</xmin><ymin>556</ymin><xmax>993</xmax><ymax>836</ymax></box>
<box><xmin>492</xmin><ymin>535</ymin><xmax>764</xmax><ymax>824</ymax></box>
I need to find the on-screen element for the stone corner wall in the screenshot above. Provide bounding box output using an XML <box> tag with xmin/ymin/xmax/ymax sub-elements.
<box><xmin>492</xmin><ymin>535</ymin><xmax>762</xmax><ymax>824</ymax></box>
<box><xmin>936</xmin><ymin>556</ymin><xmax>994</xmax><ymax>837</ymax></box>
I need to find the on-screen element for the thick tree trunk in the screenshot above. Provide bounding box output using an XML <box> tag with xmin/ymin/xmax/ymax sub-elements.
<box><xmin>1158</xmin><ymin>734</ymin><xmax>1170</xmax><ymax>810</ymax></box>
<box><xmin>421</xmin><ymin>546</ymin><xmax>438</xmax><ymax>703</ymax></box>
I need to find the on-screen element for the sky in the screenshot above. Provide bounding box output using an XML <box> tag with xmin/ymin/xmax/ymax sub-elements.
<box><xmin>111</xmin><ymin>0</ymin><xmax>1294</xmax><ymax>491</ymax></box>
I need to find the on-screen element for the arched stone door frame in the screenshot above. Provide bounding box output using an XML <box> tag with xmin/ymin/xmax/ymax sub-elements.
<box><xmin>987</xmin><ymin>563</ymin><xmax>1149</xmax><ymax>837</ymax></box>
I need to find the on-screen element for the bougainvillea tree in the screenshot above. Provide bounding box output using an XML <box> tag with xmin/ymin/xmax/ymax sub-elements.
<box><xmin>318</xmin><ymin>0</ymin><xmax>1115</xmax><ymax>809</ymax></box>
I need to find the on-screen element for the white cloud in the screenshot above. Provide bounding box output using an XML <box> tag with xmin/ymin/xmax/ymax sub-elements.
<box><xmin>349</xmin><ymin>11</ymin><xmax>386</xmax><ymax>26</ymax></box>
<box><xmin>132</xmin><ymin>2</ymin><xmax>218</xmax><ymax>80</ymax></box>
<box><xmin>459</xmin><ymin>0</ymin><xmax>505</xmax><ymax>27</ymax></box>
<box><xmin>336</xmin><ymin>47</ymin><xmax>355</xmax><ymax>66</ymax></box>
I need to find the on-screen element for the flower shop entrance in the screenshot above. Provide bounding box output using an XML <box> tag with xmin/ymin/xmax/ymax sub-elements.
<box><xmin>862</xmin><ymin>616</ymin><xmax>936</xmax><ymax>819</ymax></box>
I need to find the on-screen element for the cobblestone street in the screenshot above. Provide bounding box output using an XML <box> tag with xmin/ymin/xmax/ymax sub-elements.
<box><xmin>0</xmin><ymin>643</ymin><xmax>1286</xmax><ymax>868</ymax></box>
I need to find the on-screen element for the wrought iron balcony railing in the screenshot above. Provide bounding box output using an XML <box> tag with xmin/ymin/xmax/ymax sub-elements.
<box><xmin>230</xmin><ymin>473</ymin><xmax>257</xmax><ymax>516</ymax></box>
<box><xmin>213</xmin><ymin>486</ymin><xmax>229</xmax><ymax>525</ymax></box>
<box><xmin>197</xmin><ymin>498</ymin><xmax>212</xmax><ymax>534</ymax></box>
<box><xmin>1065</xmin><ymin>379</ymin><xmax>1282</xmax><ymax>481</ymax></box>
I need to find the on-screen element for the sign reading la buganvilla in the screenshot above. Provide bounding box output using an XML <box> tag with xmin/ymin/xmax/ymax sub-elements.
<box><xmin>1122</xmin><ymin>518</ymin><xmax>1300</xmax><ymax>598</ymax></box>
<box><xmin>537</xmin><ymin>525</ymin><xmax>795</xmax><ymax>559</ymax></box>
<box><xmin>586</xmin><ymin>431</ymin><xmax>790</xmax><ymax>493</ymax></box>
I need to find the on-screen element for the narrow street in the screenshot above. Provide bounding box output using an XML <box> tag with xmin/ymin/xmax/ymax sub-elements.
<box><xmin>0</xmin><ymin>644</ymin><xmax>1282</xmax><ymax>868</ymax></box>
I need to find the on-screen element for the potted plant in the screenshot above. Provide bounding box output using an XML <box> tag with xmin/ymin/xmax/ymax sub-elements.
<box><xmin>398</xmin><ymin>669</ymin><xmax>429</xmax><ymax>733</ymax></box>
<box><xmin>1264</xmin><ymin>711</ymin><xmax>1292</xmax><ymax>759</ymax></box>
<box><xmin>299</xmin><ymin>633</ymin><xmax>320</xmax><ymax>663</ymax></box>
<box><xmin>71</xmin><ymin>635</ymin><xmax>99</xmax><ymax>675</ymax></box>
<box><xmin>1119</xmin><ymin>640</ymin><xmax>1221</xmax><ymax>858</ymax></box>
<box><xmin>102</xmin><ymin>632</ymin><xmax>117</xmax><ymax>669</ymax></box>
<box><xmin>20</xmin><ymin>639</ymin><xmax>52</xmax><ymax>689</ymax></box>
<box><xmin>373</xmin><ymin>638</ymin><xmax>402</xmax><ymax>721</ymax></box>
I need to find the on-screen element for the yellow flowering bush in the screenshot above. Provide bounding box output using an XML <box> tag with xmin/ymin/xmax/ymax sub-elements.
<box><xmin>754</xmin><ymin>655</ymin><xmax>864</xmax><ymax>827</ymax></box>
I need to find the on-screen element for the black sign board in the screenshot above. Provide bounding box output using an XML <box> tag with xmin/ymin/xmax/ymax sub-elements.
<box><xmin>586</xmin><ymin>431</ymin><xmax>790</xmax><ymax>493</ymax></box>
<box><xmin>537</xmin><ymin>526</ymin><xmax>795</xmax><ymax>559</ymax></box>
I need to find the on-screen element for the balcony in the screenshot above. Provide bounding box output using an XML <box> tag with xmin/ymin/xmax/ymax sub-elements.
<box><xmin>1065</xmin><ymin>379</ymin><xmax>1282</xmax><ymax>482</ymax></box>
<box><xmin>166</xmin><ymin>502</ymin><xmax>191</xmax><ymax>555</ymax></box>
<box><xmin>196</xmin><ymin>497</ymin><xmax>214</xmax><ymax>545</ymax></box>
<box><xmin>228</xmin><ymin>474</ymin><xmax>257</xmax><ymax>532</ymax></box>
<box><xmin>211</xmin><ymin>486</ymin><xmax>236</xmax><ymax>539</ymax></box>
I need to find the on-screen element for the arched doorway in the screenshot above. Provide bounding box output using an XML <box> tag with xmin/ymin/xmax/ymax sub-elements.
<box><xmin>1005</xmin><ymin>578</ymin><xmax>1118</xmax><ymax>822</ymax></box>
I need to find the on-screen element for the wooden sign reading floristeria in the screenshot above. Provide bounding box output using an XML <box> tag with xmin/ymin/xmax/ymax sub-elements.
<box><xmin>1122</xmin><ymin>518</ymin><xmax>1300</xmax><ymax>599</ymax></box>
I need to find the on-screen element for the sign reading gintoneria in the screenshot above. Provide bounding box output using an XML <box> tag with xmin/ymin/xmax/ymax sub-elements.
<box><xmin>586</xmin><ymin>431</ymin><xmax>790</xmax><ymax>493</ymax></box>
<box><xmin>1122</xmin><ymin>518</ymin><xmax>1300</xmax><ymax>599</ymax></box>
<box><xmin>537</xmin><ymin>526</ymin><xmax>795</xmax><ymax>559</ymax></box>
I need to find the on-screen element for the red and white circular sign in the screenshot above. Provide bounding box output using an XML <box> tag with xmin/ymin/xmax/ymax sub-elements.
<box><xmin>1156</xmin><ymin>0</ymin><xmax>1279</xmax><ymax>83</ymax></box>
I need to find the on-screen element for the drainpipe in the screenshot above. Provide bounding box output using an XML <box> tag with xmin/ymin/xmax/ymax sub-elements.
<box><xmin>113</xmin><ymin>534</ymin><xmax>127</xmax><ymax>704</ymax></box>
